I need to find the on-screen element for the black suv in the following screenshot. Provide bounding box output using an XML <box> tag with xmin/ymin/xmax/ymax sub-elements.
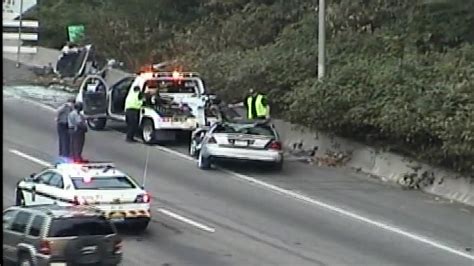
<box><xmin>3</xmin><ymin>205</ymin><xmax>123</xmax><ymax>265</ymax></box>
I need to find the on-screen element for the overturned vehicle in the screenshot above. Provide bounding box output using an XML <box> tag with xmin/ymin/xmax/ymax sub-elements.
<box><xmin>55</xmin><ymin>44</ymin><xmax>97</xmax><ymax>79</ymax></box>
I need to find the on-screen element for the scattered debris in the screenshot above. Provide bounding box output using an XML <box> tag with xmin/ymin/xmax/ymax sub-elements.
<box><xmin>399</xmin><ymin>170</ymin><xmax>436</xmax><ymax>190</ymax></box>
<box><xmin>33</xmin><ymin>74</ymin><xmax>83</xmax><ymax>92</ymax></box>
<box><xmin>313</xmin><ymin>150</ymin><xmax>352</xmax><ymax>167</ymax></box>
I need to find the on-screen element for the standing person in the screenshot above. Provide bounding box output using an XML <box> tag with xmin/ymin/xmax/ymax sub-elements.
<box><xmin>124</xmin><ymin>86</ymin><xmax>144</xmax><ymax>142</ymax></box>
<box><xmin>244</xmin><ymin>89</ymin><xmax>270</xmax><ymax>120</ymax></box>
<box><xmin>56</xmin><ymin>97</ymin><xmax>75</xmax><ymax>158</ymax></box>
<box><xmin>68</xmin><ymin>102</ymin><xmax>88</xmax><ymax>161</ymax></box>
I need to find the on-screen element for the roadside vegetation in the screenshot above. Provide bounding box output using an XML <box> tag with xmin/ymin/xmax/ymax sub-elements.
<box><xmin>30</xmin><ymin>0</ymin><xmax>474</xmax><ymax>175</ymax></box>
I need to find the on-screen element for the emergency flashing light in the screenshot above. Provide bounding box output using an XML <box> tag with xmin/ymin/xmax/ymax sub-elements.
<box><xmin>139</xmin><ymin>65</ymin><xmax>154</xmax><ymax>73</ymax></box>
<box><xmin>83</xmin><ymin>175</ymin><xmax>92</xmax><ymax>183</ymax></box>
<box><xmin>172</xmin><ymin>71</ymin><xmax>181</xmax><ymax>79</ymax></box>
<box><xmin>55</xmin><ymin>157</ymin><xmax>73</xmax><ymax>164</ymax></box>
<box><xmin>141</xmin><ymin>72</ymin><xmax>154</xmax><ymax>79</ymax></box>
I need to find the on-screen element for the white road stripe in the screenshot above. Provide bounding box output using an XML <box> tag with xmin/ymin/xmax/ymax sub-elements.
<box><xmin>216</xmin><ymin>167</ymin><xmax>474</xmax><ymax>260</ymax></box>
<box><xmin>157</xmin><ymin>208</ymin><xmax>216</xmax><ymax>233</ymax></box>
<box><xmin>154</xmin><ymin>146</ymin><xmax>474</xmax><ymax>260</ymax></box>
<box><xmin>154</xmin><ymin>145</ymin><xmax>195</xmax><ymax>162</ymax></box>
<box><xmin>5</xmin><ymin>96</ymin><xmax>57</xmax><ymax>112</ymax></box>
<box><xmin>7</xmin><ymin>98</ymin><xmax>474</xmax><ymax>260</ymax></box>
<box><xmin>9</xmin><ymin>149</ymin><xmax>51</xmax><ymax>167</ymax></box>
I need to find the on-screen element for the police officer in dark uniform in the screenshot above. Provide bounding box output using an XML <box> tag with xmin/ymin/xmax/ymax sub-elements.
<box><xmin>68</xmin><ymin>102</ymin><xmax>88</xmax><ymax>161</ymax></box>
<box><xmin>55</xmin><ymin>97</ymin><xmax>75</xmax><ymax>157</ymax></box>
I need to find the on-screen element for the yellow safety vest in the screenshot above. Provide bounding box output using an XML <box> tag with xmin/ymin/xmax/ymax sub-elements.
<box><xmin>125</xmin><ymin>89</ymin><xmax>143</xmax><ymax>110</ymax></box>
<box><xmin>246</xmin><ymin>94</ymin><xmax>268</xmax><ymax>119</ymax></box>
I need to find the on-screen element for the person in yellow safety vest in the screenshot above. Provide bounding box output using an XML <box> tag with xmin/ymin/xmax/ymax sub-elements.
<box><xmin>124</xmin><ymin>86</ymin><xmax>144</xmax><ymax>142</ymax></box>
<box><xmin>245</xmin><ymin>89</ymin><xmax>270</xmax><ymax>120</ymax></box>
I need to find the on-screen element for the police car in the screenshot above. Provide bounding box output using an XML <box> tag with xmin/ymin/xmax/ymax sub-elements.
<box><xmin>15</xmin><ymin>161</ymin><xmax>151</xmax><ymax>231</ymax></box>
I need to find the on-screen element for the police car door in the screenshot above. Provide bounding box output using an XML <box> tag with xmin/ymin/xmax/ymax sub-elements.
<box><xmin>108</xmin><ymin>76</ymin><xmax>135</xmax><ymax>121</ymax></box>
<box><xmin>22</xmin><ymin>171</ymin><xmax>55</xmax><ymax>205</ymax></box>
<box><xmin>77</xmin><ymin>75</ymin><xmax>109</xmax><ymax>118</ymax></box>
<box><xmin>44</xmin><ymin>173</ymin><xmax>69</xmax><ymax>206</ymax></box>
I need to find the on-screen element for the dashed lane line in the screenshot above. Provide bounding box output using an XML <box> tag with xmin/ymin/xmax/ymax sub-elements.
<box><xmin>9</xmin><ymin>149</ymin><xmax>52</xmax><ymax>167</ymax></box>
<box><xmin>157</xmin><ymin>208</ymin><xmax>216</xmax><ymax>233</ymax></box>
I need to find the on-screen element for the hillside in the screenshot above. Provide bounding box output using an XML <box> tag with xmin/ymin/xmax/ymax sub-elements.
<box><xmin>30</xmin><ymin>0</ymin><xmax>474</xmax><ymax>174</ymax></box>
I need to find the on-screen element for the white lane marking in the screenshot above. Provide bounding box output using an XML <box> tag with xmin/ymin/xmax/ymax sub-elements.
<box><xmin>157</xmin><ymin>208</ymin><xmax>216</xmax><ymax>233</ymax></box>
<box><xmin>9</xmin><ymin>98</ymin><xmax>474</xmax><ymax>260</ymax></box>
<box><xmin>9</xmin><ymin>149</ymin><xmax>51</xmax><ymax>167</ymax></box>
<box><xmin>154</xmin><ymin>145</ymin><xmax>474</xmax><ymax>261</ymax></box>
<box><xmin>6</xmin><ymin>96</ymin><xmax>57</xmax><ymax>112</ymax></box>
<box><xmin>154</xmin><ymin>145</ymin><xmax>195</xmax><ymax>162</ymax></box>
<box><xmin>217</xmin><ymin>167</ymin><xmax>474</xmax><ymax>260</ymax></box>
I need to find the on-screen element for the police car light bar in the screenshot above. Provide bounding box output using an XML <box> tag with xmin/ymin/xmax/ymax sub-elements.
<box><xmin>55</xmin><ymin>161</ymin><xmax>116</xmax><ymax>170</ymax></box>
<box><xmin>79</xmin><ymin>161</ymin><xmax>116</xmax><ymax>169</ymax></box>
<box><xmin>142</xmin><ymin>72</ymin><xmax>200</xmax><ymax>78</ymax></box>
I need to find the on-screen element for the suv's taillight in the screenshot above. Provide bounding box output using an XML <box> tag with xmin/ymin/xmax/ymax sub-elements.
<box><xmin>135</xmin><ymin>193</ymin><xmax>151</xmax><ymax>203</ymax></box>
<box><xmin>113</xmin><ymin>239</ymin><xmax>123</xmax><ymax>254</ymax></box>
<box><xmin>39</xmin><ymin>240</ymin><xmax>51</xmax><ymax>255</ymax></box>
<box><xmin>267</xmin><ymin>140</ymin><xmax>282</xmax><ymax>151</ymax></box>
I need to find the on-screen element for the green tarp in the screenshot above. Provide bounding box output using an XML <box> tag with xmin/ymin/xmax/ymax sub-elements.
<box><xmin>67</xmin><ymin>25</ymin><xmax>85</xmax><ymax>42</ymax></box>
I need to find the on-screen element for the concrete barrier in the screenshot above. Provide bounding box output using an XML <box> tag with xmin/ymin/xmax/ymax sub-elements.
<box><xmin>272</xmin><ymin>119</ymin><xmax>474</xmax><ymax>206</ymax></box>
<box><xmin>6</xmin><ymin>46</ymin><xmax>473</xmax><ymax>207</ymax></box>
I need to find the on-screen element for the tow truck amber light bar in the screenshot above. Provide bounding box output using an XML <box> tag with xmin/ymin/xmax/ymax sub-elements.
<box><xmin>140</xmin><ymin>71</ymin><xmax>200</xmax><ymax>78</ymax></box>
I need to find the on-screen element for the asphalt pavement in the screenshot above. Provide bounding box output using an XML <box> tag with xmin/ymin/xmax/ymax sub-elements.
<box><xmin>3</xmin><ymin>86</ymin><xmax>474</xmax><ymax>266</ymax></box>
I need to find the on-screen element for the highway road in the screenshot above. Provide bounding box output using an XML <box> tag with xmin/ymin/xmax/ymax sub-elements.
<box><xmin>3</xmin><ymin>86</ymin><xmax>474</xmax><ymax>266</ymax></box>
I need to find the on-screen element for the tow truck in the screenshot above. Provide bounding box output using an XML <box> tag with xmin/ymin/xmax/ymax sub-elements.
<box><xmin>76</xmin><ymin>64</ymin><xmax>220</xmax><ymax>144</ymax></box>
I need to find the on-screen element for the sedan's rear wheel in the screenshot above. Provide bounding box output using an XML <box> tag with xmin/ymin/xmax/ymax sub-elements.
<box><xmin>198</xmin><ymin>152</ymin><xmax>211</xmax><ymax>170</ymax></box>
<box><xmin>271</xmin><ymin>160</ymin><xmax>283</xmax><ymax>171</ymax></box>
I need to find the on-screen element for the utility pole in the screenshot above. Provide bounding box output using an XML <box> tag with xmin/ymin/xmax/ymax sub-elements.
<box><xmin>317</xmin><ymin>0</ymin><xmax>326</xmax><ymax>81</ymax></box>
<box><xmin>16</xmin><ymin>0</ymin><xmax>24</xmax><ymax>68</ymax></box>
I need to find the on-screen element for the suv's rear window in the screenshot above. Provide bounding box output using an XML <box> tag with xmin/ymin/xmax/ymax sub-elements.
<box><xmin>49</xmin><ymin>216</ymin><xmax>115</xmax><ymax>237</ymax></box>
<box><xmin>71</xmin><ymin>176</ymin><xmax>136</xmax><ymax>190</ymax></box>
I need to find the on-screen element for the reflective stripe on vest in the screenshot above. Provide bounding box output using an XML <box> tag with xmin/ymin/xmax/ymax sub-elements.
<box><xmin>125</xmin><ymin>90</ymin><xmax>142</xmax><ymax>110</ymax></box>
<box><xmin>255</xmin><ymin>94</ymin><xmax>267</xmax><ymax>117</ymax></box>
<box><xmin>246</xmin><ymin>94</ymin><xmax>268</xmax><ymax>119</ymax></box>
<box><xmin>246</xmin><ymin>96</ymin><xmax>254</xmax><ymax>119</ymax></box>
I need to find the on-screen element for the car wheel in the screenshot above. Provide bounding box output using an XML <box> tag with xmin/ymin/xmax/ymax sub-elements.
<box><xmin>131</xmin><ymin>219</ymin><xmax>150</xmax><ymax>233</ymax></box>
<box><xmin>18</xmin><ymin>253</ymin><xmax>34</xmax><ymax>266</ymax></box>
<box><xmin>198</xmin><ymin>151</ymin><xmax>211</xmax><ymax>170</ymax></box>
<box><xmin>15</xmin><ymin>189</ymin><xmax>24</xmax><ymax>206</ymax></box>
<box><xmin>271</xmin><ymin>160</ymin><xmax>283</xmax><ymax>171</ymax></box>
<box><xmin>87</xmin><ymin>118</ymin><xmax>107</xmax><ymax>130</ymax></box>
<box><xmin>141</xmin><ymin>119</ymin><xmax>156</xmax><ymax>144</ymax></box>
